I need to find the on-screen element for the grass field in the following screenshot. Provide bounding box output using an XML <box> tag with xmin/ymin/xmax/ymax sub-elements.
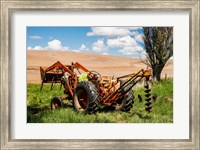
<box><xmin>27</xmin><ymin>78</ymin><xmax>173</xmax><ymax>123</ymax></box>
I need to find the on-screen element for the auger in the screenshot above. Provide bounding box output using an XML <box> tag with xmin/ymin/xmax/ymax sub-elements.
<box><xmin>144</xmin><ymin>77</ymin><xmax>152</xmax><ymax>112</ymax></box>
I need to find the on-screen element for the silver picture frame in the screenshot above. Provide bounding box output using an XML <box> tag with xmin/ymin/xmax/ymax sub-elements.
<box><xmin>0</xmin><ymin>0</ymin><xmax>199</xmax><ymax>149</ymax></box>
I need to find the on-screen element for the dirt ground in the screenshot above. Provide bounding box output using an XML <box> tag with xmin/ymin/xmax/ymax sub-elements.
<box><xmin>27</xmin><ymin>50</ymin><xmax>173</xmax><ymax>83</ymax></box>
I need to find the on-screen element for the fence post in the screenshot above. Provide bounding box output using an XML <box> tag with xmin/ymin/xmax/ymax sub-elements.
<box><xmin>165</xmin><ymin>73</ymin><xmax>167</xmax><ymax>80</ymax></box>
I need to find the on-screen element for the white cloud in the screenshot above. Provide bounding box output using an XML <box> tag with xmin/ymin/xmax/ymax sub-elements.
<box><xmin>69</xmin><ymin>44</ymin><xmax>88</xmax><ymax>52</ymax></box>
<box><xmin>29</xmin><ymin>35</ymin><xmax>42</xmax><ymax>39</ymax></box>
<box><xmin>27</xmin><ymin>46</ymin><xmax>44</xmax><ymax>50</ymax></box>
<box><xmin>92</xmin><ymin>40</ymin><xmax>108</xmax><ymax>53</ymax></box>
<box><xmin>128</xmin><ymin>27</ymin><xmax>143</xmax><ymax>30</ymax></box>
<box><xmin>79</xmin><ymin>44</ymin><xmax>87</xmax><ymax>51</ymax></box>
<box><xmin>62</xmin><ymin>46</ymin><xmax>69</xmax><ymax>50</ymax></box>
<box><xmin>87</xmin><ymin>27</ymin><xmax>143</xmax><ymax>38</ymax></box>
<box><xmin>107</xmin><ymin>35</ymin><xmax>137</xmax><ymax>48</ymax></box>
<box><xmin>27</xmin><ymin>46</ymin><xmax>32</xmax><ymax>50</ymax></box>
<box><xmin>106</xmin><ymin>35</ymin><xmax>144</xmax><ymax>56</ymax></box>
<box><xmin>72</xmin><ymin>50</ymin><xmax>81</xmax><ymax>52</ymax></box>
<box><xmin>118</xmin><ymin>46</ymin><xmax>144</xmax><ymax>55</ymax></box>
<box><xmin>134</xmin><ymin>34</ymin><xmax>144</xmax><ymax>43</ymax></box>
<box><xmin>28</xmin><ymin>39</ymin><xmax>88</xmax><ymax>52</ymax></box>
<box><xmin>87</xmin><ymin>27</ymin><xmax>138</xmax><ymax>38</ymax></box>
<box><xmin>27</xmin><ymin>39</ymin><xmax>69</xmax><ymax>51</ymax></box>
<box><xmin>102</xmin><ymin>52</ymin><xmax>109</xmax><ymax>55</ymax></box>
<box><xmin>46</xmin><ymin>39</ymin><xmax>63</xmax><ymax>50</ymax></box>
<box><xmin>87</xmin><ymin>27</ymin><xmax>145</xmax><ymax>57</ymax></box>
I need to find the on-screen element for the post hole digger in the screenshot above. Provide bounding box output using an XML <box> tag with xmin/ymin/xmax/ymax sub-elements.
<box><xmin>40</xmin><ymin>61</ymin><xmax>153</xmax><ymax>113</ymax></box>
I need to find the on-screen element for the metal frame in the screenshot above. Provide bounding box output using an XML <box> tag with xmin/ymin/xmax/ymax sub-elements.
<box><xmin>0</xmin><ymin>0</ymin><xmax>199</xmax><ymax>149</ymax></box>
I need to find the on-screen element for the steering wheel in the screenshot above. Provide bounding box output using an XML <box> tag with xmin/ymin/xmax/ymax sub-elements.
<box><xmin>88</xmin><ymin>71</ymin><xmax>102</xmax><ymax>81</ymax></box>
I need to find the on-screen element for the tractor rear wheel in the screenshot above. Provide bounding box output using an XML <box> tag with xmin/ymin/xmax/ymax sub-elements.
<box><xmin>51</xmin><ymin>96</ymin><xmax>63</xmax><ymax>110</ymax></box>
<box><xmin>115</xmin><ymin>80</ymin><xmax>135</xmax><ymax>112</ymax></box>
<box><xmin>73</xmin><ymin>81</ymin><xmax>99</xmax><ymax>113</ymax></box>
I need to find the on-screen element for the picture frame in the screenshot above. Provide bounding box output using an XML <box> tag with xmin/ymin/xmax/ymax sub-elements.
<box><xmin>0</xmin><ymin>0</ymin><xmax>199</xmax><ymax>149</ymax></box>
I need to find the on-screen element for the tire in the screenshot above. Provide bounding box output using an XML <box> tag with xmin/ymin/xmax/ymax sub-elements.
<box><xmin>115</xmin><ymin>80</ymin><xmax>135</xmax><ymax>112</ymax></box>
<box><xmin>51</xmin><ymin>97</ymin><xmax>63</xmax><ymax>110</ymax></box>
<box><xmin>73</xmin><ymin>81</ymin><xmax>100</xmax><ymax>113</ymax></box>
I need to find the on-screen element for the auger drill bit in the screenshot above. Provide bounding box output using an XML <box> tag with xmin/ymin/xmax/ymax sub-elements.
<box><xmin>144</xmin><ymin>78</ymin><xmax>152</xmax><ymax>112</ymax></box>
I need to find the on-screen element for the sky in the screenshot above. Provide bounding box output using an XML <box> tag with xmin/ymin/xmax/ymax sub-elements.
<box><xmin>27</xmin><ymin>27</ymin><xmax>145</xmax><ymax>58</ymax></box>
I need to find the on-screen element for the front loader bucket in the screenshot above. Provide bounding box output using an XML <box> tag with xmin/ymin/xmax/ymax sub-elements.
<box><xmin>40</xmin><ymin>66</ymin><xmax>64</xmax><ymax>91</ymax></box>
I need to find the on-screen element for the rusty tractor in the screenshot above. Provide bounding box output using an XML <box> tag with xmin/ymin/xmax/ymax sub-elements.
<box><xmin>40</xmin><ymin>61</ymin><xmax>152</xmax><ymax>113</ymax></box>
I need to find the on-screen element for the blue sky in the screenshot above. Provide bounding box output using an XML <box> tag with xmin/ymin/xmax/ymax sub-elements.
<box><xmin>27</xmin><ymin>27</ymin><xmax>145</xmax><ymax>58</ymax></box>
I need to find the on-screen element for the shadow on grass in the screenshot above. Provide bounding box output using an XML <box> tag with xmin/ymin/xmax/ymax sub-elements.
<box><xmin>27</xmin><ymin>103</ymin><xmax>151</xmax><ymax>123</ymax></box>
<box><xmin>27</xmin><ymin>106</ymin><xmax>48</xmax><ymax>114</ymax></box>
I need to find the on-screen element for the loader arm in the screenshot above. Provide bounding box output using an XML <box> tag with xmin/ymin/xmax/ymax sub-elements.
<box><xmin>45</xmin><ymin>61</ymin><xmax>74</xmax><ymax>76</ymax></box>
<box><xmin>72</xmin><ymin>62</ymin><xmax>90</xmax><ymax>72</ymax></box>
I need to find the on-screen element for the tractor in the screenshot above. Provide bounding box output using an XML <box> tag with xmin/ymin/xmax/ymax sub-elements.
<box><xmin>40</xmin><ymin>61</ymin><xmax>152</xmax><ymax>113</ymax></box>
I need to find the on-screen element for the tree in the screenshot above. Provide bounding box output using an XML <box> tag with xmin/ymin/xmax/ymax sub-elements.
<box><xmin>141</xmin><ymin>27</ymin><xmax>173</xmax><ymax>81</ymax></box>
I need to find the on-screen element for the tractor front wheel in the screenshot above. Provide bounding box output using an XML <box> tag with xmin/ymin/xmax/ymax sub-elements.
<box><xmin>73</xmin><ymin>81</ymin><xmax>99</xmax><ymax>113</ymax></box>
<box><xmin>51</xmin><ymin>96</ymin><xmax>63</xmax><ymax>110</ymax></box>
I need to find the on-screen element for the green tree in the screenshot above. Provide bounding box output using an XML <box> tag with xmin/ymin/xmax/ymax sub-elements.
<box><xmin>142</xmin><ymin>27</ymin><xmax>173</xmax><ymax>81</ymax></box>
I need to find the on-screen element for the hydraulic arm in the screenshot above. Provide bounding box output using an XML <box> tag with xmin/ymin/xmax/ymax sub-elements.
<box><xmin>103</xmin><ymin>69</ymin><xmax>152</xmax><ymax>112</ymax></box>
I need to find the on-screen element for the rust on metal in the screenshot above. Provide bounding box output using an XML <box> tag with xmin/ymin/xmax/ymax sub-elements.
<box><xmin>42</xmin><ymin>61</ymin><xmax>153</xmax><ymax>113</ymax></box>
